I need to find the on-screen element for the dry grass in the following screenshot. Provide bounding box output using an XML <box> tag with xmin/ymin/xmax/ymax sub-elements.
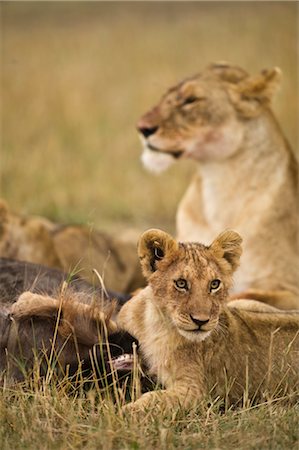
<box><xmin>0</xmin><ymin>371</ymin><xmax>298</xmax><ymax>450</ymax></box>
<box><xmin>1</xmin><ymin>2</ymin><xmax>298</xmax><ymax>232</ymax></box>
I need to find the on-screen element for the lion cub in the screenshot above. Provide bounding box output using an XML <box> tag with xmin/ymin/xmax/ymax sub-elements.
<box><xmin>118</xmin><ymin>229</ymin><xmax>298</xmax><ymax>414</ymax></box>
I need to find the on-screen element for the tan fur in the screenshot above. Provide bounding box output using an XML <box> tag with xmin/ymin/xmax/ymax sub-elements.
<box><xmin>137</xmin><ymin>63</ymin><xmax>299</xmax><ymax>310</ymax></box>
<box><xmin>53</xmin><ymin>225</ymin><xmax>143</xmax><ymax>293</ymax></box>
<box><xmin>0</xmin><ymin>200</ymin><xmax>143</xmax><ymax>293</ymax></box>
<box><xmin>227</xmin><ymin>299</ymin><xmax>280</xmax><ymax>313</ymax></box>
<box><xmin>0</xmin><ymin>199</ymin><xmax>60</xmax><ymax>267</ymax></box>
<box><xmin>118</xmin><ymin>229</ymin><xmax>299</xmax><ymax>414</ymax></box>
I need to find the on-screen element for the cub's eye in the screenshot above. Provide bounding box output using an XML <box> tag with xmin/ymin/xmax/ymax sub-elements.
<box><xmin>174</xmin><ymin>278</ymin><xmax>189</xmax><ymax>291</ymax></box>
<box><xmin>154</xmin><ymin>246</ymin><xmax>164</xmax><ymax>260</ymax></box>
<box><xmin>210</xmin><ymin>279</ymin><xmax>221</xmax><ymax>292</ymax></box>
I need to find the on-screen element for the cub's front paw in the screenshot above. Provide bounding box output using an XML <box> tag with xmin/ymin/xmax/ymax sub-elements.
<box><xmin>121</xmin><ymin>392</ymin><xmax>157</xmax><ymax>417</ymax></box>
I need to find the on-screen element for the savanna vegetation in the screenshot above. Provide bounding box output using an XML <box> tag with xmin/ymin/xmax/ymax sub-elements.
<box><xmin>1</xmin><ymin>374</ymin><xmax>298</xmax><ymax>450</ymax></box>
<box><xmin>1</xmin><ymin>2</ymin><xmax>298</xmax><ymax>449</ymax></box>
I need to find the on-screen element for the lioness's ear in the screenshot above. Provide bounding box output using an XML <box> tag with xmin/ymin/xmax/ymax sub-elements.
<box><xmin>229</xmin><ymin>67</ymin><xmax>282</xmax><ymax>117</ymax></box>
<box><xmin>209</xmin><ymin>230</ymin><xmax>242</xmax><ymax>271</ymax></box>
<box><xmin>208</xmin><ymin>62</ymin><xmax>249</xmax><ymax>84</ymax></box>
<box><xmin>138</xmin><ymin>228</ymin><xmax>179</xmax><ymax>279</ymax></box>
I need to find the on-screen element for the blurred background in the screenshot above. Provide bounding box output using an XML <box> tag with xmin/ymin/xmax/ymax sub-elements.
<box><xmin>2</xmin><ymin>2</ymin><xmax>298</xmax><ymax>234</ymax></box>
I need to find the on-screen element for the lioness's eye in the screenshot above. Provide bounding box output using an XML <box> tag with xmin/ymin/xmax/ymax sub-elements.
<box><xmin>210</xmin><ymin>279</ymin><xmax>221</xmax><ymax>292</ymax></box>
<box><xmin>174</xmin><ymin>278</ymin><xmax>189</xmax><ymax>291</ymax></box>
<box><xmin>183</xmin><ymin>96</ymin><xmax>197</xmax><ymax>105</ymax></box>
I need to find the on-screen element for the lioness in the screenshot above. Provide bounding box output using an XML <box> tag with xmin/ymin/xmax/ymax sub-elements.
<box><xmin>0</xmin><ymin>200</ymin><xmax>143</xmax><ymax>294</ymax></box>
<box><xmin>137</xmin><ymin>63</ymin><xmax>299</xmax><ymax>310</ymax></box>
<box><xmin>118</xmin><ymin>229</ymin><xmax>298</xmax><ymax>414</ymax></box>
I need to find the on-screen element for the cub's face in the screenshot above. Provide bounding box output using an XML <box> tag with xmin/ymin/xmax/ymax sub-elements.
<box><xmin>150</xmin><ymin>243</ymin><xmax>232</xmax><ymax>342</ymax></box>
<box><xmin>138</xmin><ymin>229</ymin><xmax>242</xmax><ymax>342</ymax></box>
<box><xmin>137</xmin><ymin>63</ymin><xmax>281</xmax><ymax>173</ymax></box>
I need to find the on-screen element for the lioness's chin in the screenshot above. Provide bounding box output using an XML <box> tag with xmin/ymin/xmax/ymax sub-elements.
<box><xmin>141</xmin><ymin>147</ymin><xmax>175</xmax><ymax>174</ymax></box>
<box><xmin>177</xmin><ymin>328</ymin><xmax>212</xmax><ymax>342</ymax></box>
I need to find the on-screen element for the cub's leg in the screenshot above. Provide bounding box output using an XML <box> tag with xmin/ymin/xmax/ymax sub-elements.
<box><xmin>122</xmin><ymin>387</ymin><xmax>203</xmax><ymax>416</ymax></box>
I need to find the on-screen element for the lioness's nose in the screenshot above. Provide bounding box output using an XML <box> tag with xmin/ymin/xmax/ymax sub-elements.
<box><xmin>137</xmin><ymin>123</ymin><xmax>159</xmax><ymax>138</ymax></box>
<box><xmin>190</xmin><ymin>315</ymin><xmax>209</xmax><ymax>329</ymax></box>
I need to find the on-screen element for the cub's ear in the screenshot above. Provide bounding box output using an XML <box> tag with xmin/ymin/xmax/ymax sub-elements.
<box><xmin>209</xmin><ymin>230</ymin><xmax>242</xmax><ymax>271</ymax></box>
<box><xmin>138</xmin><ymin>229</ymin><xmax>179</xmax><ymax>279</ymax></box>
<box><xmin>229</xmin><ymin>67</ymin><xmax>282</xmax><ymax>117</ymax></box>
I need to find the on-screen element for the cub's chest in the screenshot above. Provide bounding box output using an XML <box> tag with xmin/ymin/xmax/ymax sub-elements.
<box><xmin>141</xmin><ymin>307</ymin><xmax>180</xmax><ymax>386</ymax></box>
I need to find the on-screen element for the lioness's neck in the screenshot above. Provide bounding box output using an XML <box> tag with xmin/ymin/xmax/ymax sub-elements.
<box><xmin>199</xmin><ymin>110</ymin><xmax>292</xmax><ymax>228</ymax></box>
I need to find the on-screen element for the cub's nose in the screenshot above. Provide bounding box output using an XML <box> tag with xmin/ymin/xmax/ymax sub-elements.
<box><xmin>137</xmin><ymin>124</ymin><xmax>159</xmax><ymax>138</ymax></box>
<box><xmin>190</xmin><ymin>315</ymin><xmax>209</xmax><ymax>329</ymax></box>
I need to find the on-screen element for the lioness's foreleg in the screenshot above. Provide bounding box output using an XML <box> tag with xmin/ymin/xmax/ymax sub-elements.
<box><xmin>227</xmin><ymin>299</ymin><xmax>280</xmax><ymax>312</ymax></box>
<box><xmin>229</xmin><ymin>289</ymin><xmax>299</xmax><ymax>310</ymax></box>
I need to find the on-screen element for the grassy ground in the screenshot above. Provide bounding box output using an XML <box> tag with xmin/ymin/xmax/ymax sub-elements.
<box><xmin>1</xmin><ymin>3</ymin><xmax>298</xmax><ymax>449</ymax></box>
<box><xmin>1</xmin><ymin>376</ymin><xmax>298</xmax><ymax>450</ymax></box>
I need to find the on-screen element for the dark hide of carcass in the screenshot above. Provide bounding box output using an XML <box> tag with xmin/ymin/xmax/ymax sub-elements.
<box><xmin>0</xmin><ymin>258</ymin><xmax>139</xmax><ymax>388</ymax></box>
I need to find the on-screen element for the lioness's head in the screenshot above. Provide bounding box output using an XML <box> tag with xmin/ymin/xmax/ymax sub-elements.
<box><xmin>137</xmin><ymin>62</ymin><xmax>281</xmax><ymax>172</ymax></box>
<box><xmin>138</xmin><ymin>228</ymin><xmax>242</xmax><ymax>342</ymax></box>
